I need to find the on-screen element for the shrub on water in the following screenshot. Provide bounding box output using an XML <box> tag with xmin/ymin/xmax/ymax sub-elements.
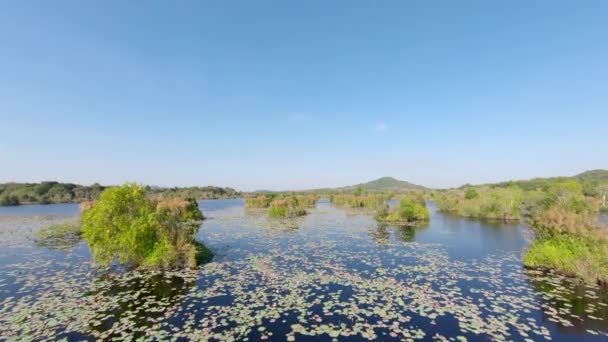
<box><xmin>268</xmin><ymin>196</ymin><xmax>307</xmax><ymax>218</ymax></box>
<box><xmin>244</xmin><ymin>194</ymin><xmax>276</xmax><ymax>208</ymax></box>
<box><xmin>81</xmin><ymin>184</ymin><xmax>210</xmax><ymax>269</ymax></box>
<box><xmin>376</xmin><ymin>197</ymin><xmax>429</xmax><ymax>224</ymax></box>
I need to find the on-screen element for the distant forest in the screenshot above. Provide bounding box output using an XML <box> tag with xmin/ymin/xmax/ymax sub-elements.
<box><xmin>0</xmin><ymin>182</ymin><xmax>240</xmax><ymax>206</ymax></box>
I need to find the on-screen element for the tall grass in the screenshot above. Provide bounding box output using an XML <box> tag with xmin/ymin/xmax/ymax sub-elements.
<box><xmin>268</xmin><ymin>196</ymin><xmax>307</xmax><ymax>218</ymax></box>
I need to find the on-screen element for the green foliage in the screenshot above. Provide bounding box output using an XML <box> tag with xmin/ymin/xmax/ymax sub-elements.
<box><xmin>529</xmin><ymin>180</ymin><xmax>597</xmax><ymax>236</ymax></box>
<box><xmin>524</xmin><ymin>233</ymin><xmax>608</xmax><ymax>284</ymax></box>
<box><xmin>435</xmin><ymin>187</ymin><xmax>522</xmax><ymax>221</ymax></box>
<box><xmin>149</xmin><ymin>186</ymin><xmax>240</xmax><ymax>200</ymax></box>
<box><xmin>0</xmin><ymin>194</ymin><xmax>20</xmax><ymax>206</ymax></box>
<box><xmin>81</xmin><ymin>184</ymin><xmax>210</xmax><ymax>269</ymax></box>
<box><xmin>354</xmin><ymin>186</ymin><xmax>364</xmax><ymax>197</ymax></box>
<box><xmin>0</xmin><ymin>182</ymin><xmax>103</xmax><ymax>206</ymax></box>
<box><xmin>244</xmin><ymin>194</ymin><xmax>277</xmax><ymax>208</ymax></box>
<box><xmin>34</xmin><ymin>221</ymin><xmax>82</xmax><ymax>250</ymax></box>
<box><xmin>376</xmin><ymin>196</ymin><xmax>429</xmax><ymax>224</ymax></box>
<box><xmin>0</xmin><ymin>181</ymin><xmax>239</xmax><ymax>206</ymax></box>
<box><xmin>268</xmin><ymin>196</ymin><xmax>307</xmax><ymax>218</ymax></box>
<box><xmin>330</xmin><ymin>193</ymin><xmax>390</xmax><ymax>209</ymax></box>
<box><xmin>464</xmin><ymin>188</ymin><xmax>479</xmax><ymax>200</ymax></box>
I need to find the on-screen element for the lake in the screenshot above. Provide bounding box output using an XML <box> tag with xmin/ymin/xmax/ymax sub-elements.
<box><xmin>0</xmin><ymin>199</ymin><xmax>607</xmax><ymax>341</ymax></box>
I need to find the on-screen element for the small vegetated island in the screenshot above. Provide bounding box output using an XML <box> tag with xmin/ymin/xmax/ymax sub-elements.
<box><xmin>434</xmin><ymin>171</ymin><xmax>608</xmax><ymax>284</ymax></box>
<box><xmin>376</xmin><ymin>194</ymin><xmax>430</xmax><ymax>226</ymax></box>
<box><xmin>244</xmin><ymin>193</ymin><xmax>318</xmax><ymax>218</ymax></box>
<box><xmin>37</xmin><ymin>183</ymin><xmax>212</xmax><ymax>269</ymax></box>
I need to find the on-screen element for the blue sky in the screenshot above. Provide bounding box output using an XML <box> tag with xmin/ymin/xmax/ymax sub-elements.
<box><xmin>1</xmin><ymin>1</ymin><xmax>607</xmax><ymax>191</ymax></box>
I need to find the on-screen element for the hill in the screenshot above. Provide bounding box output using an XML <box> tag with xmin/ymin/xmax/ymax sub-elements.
<box><xmin>305</xmin><ymin>177</ymin><xmax>427</xmax><ymax>194</ymax></box>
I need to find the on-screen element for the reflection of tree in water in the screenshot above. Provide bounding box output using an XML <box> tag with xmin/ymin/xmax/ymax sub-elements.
<box><xmin>87</xmin><ymin>272</ymin><xmax>194</xmax><ymax>339</ymax></box>
<box><xmin>368</xmin><ymin>222</ymin><xmax>429</xmax><ymax>246</ymax></box>
<box><xmin>525</xmin><ymin>269</ymin><xmax>608</xmax><ymax>335</ymax></box>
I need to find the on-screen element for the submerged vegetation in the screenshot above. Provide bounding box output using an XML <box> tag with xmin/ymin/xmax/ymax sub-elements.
<box><xmin>82</xmin><ymin>184</ymin><xmax>210</xmax><ymax>269</ymax></box>
<box><xmin>34</xmin><ymin>220</ymin><xmax>83</xmax><ymax>250</ymax></box>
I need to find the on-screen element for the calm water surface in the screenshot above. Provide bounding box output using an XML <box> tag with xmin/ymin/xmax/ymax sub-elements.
<box><xmin>0</xmin><ymin>199</ymin><xmax>606</xmax><ymax>341</ymax></box>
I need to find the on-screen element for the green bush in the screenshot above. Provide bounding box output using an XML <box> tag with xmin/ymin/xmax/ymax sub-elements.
<box><xmin>0</xmin><ymin>194</ymin><xmax>20</xmax><ymax>206</ymax></box>
<box><xmin>376</xmin><ymin>197</ymin><xmax>429</xmax><ymax>224</ymax></box>
<box><xmin>524</xmin><ymin>233</ymin><xmax>608</xmax><ymax>284</ymax></box>
<box><xmin>464</xmin><ymin>188</ymin><xmax>479</xmax><ymax>199</ymax></box>
<box><xmin>82</xmin><ymin>184</ymin><xmax>210</xmax><ymax>269</ymax></box>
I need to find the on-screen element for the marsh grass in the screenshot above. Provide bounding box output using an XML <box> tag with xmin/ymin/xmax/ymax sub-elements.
<box><xmin>330</xmin><ymin>193</ymin><xmax>390</xmax><ymax>209</ymax></box>
<box><xmin>244</xmin><ymin>194</ymin><xmax>276</xmax><ymax>208</ymax></box>
<box><xmin>268</xmin><ymin>196</ymin><xmax>307</xmax><ymax>218</ymax></box>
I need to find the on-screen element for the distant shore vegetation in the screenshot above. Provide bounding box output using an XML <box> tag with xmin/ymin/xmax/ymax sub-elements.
<box><xmin>0</xmin><ymin>182</ymin><xmax>240</xmax><ymax>206</ymax></box>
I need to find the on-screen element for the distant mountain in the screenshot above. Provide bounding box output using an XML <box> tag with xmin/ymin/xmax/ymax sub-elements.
<box><xmin>308</xmin><ymin>177</ymin><xmax>426</xmax><ymax>193</ymax></box>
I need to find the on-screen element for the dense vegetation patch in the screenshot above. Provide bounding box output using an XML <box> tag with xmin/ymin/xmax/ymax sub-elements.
<box><xmin>0</xmin><ymin>182</ymin><xmax>104</xmax><ymax>206</ymax></box>
<box><xmin>376</xmin><ymin>195</ymin><xmax>430</xmax><ymax>225</ymax></box>
<box><xmin>0</xmin><ymin>182</ymin><xmax>239</xmax><ymax>206</ymax></box>
<box><xmin>434</xmin><ymin>187</ymin><xmax>522</xmax><ymax>221</ymax></box>
<box><xmin>244</xmin><ymin>194</ymin><xmax>277</xmax><ymax>208</ymax></box>
<box><xmin>82</xmin><ymin>184</ymin><xmax>210</xmax><ymax>269</ymax></box>
<box><xmin>268</xmin><ymin>196</ymin><xmax>307</xmax><ymax>218</ymax></box>
<box><xmin>330</xmin><ymin>192</ymin><xmax>391</xmax><ymax>209</ymax></box>
<box><xmin>522</xmin><ymin>180</ymin><xmax>607</xmax><ymax>284</ymax></box>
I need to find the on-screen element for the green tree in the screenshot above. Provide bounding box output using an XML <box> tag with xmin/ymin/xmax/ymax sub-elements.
<box><xmin>464</xmin><ymin>188</ymin><xmax>479</xmax><ymax>199</ymax></box>
<box><xmin>81</xmin><ymin>184</ymin><xmax>208</xmax><ymax>269</ymax></box>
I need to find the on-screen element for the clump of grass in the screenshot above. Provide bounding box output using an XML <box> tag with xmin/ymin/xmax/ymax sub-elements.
<box><xmin>244</xmin><ymin>194</ymin><xmax>276</xmax><ymax>208</ymax></box>
<box><xmin>330</xmin><ymin>193</ymin><xmax>390</xmax><ymax>209</ymax></box>
<box><xmin>268</xmin><ymin>196</ymin><xmax>307</xmax><ymax>218</ymax></box>
<box><xmin>376</xmin><ymin>195</ymin><xmax>429</xmax><ymax>225</ymax></box>
<box><xmin>34</xmin><ymin>221</ymin><xmax>82</xmax><ymax>250</ymax></box>
<box><xmin>295</xmin><ymin>194</ymin><xmax>319</xmax><ymax>207</ymax></box>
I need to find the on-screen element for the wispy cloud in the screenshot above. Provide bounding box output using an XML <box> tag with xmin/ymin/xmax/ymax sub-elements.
<box><xmin>373</xmin><ymin>122</ymin><xmax>388</xmax><ymax>132</ymax></box>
